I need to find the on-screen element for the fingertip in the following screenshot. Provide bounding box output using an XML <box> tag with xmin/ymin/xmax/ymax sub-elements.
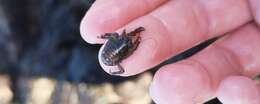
<box><xmin>80</xmin><ymin>1</ymin><xmax>120</xmax><ymax>44</ymax></box>
<box><xmin>80</xmin><ymin>0</ymin><xmax>154</xmax><ymax>44</ymax></box>
<box><xmin>150</xmin><ymin>62</ymin><xmax>213</xmax><ymax>103</ymax></box>
<box><xmin>217</xmin><ymin>76</ymin><xmax>260</xmax><ymax>104</ymax></box>
<box><xmin>80</xmin><ymin>13</ymin><xmax>106</xmax><ymax>44</ymax></box>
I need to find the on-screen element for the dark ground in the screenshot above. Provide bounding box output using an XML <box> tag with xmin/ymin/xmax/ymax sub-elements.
<box><xmin>0</xmin><ymin>0</ymin><xmax>222</xmax><ymax>103</ymax></box>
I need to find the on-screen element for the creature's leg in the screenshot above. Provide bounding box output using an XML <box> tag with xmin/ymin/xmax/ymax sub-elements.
<box><xmin>128</xmin><ymin>27</ymin><xmax>145</xmax><ymax>36</ymax></box>
<box><xmin>97</xmin><ymin>33</ymin><xmax>119</xmax><ymax>39</ymax></box>
<box><xmin>134</xmin><ymin>27</ymin><xmax>145</xmax><ymax>33</ymax></box>
<box><xmin>130</xmin><ymin>36</ymin><xmax>141</xmax><ymax>51</ymax></box>
<box><xmin>121</xmin><ymin>29</ymin><xmax>127</xmax><ymax>37</ymax></box>
<box><xmin>109</xmin><ymin>64</ymin><xmax>125</xmax><ymax>75</ymax></box>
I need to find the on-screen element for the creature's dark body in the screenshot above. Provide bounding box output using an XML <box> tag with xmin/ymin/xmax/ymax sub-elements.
<box><xmin>99</xmin><ymin>27</ymin><xmax>145</xmax><ymax>74</ymax></box>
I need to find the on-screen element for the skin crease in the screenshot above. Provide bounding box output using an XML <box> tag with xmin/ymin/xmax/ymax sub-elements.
<box><xmin>80</xmin><ymin>0</ymin><xmax>260</xmax><ymax>103</ymax></box>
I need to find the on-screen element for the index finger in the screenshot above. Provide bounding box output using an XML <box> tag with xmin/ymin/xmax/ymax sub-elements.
<box><xmin>98</xmin><ymin>0</ymin><xmax>252</xmax><ymax>76</ymax></box>
<box><xmin>81</xmin><ymin>0</ymin><xmax>252</xmax><ymax>76</ymax></box>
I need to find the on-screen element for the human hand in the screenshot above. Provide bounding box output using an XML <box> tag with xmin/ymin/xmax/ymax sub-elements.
<box><xmin>80</xmin><ymin>0</ymin><xmax>260</xmax><ymax>103</ymax></box>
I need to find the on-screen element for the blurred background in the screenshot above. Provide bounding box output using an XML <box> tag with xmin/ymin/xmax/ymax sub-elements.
<box><xmin>0</xmin><ymin>0</ymin><xmax>222</xmax><ymax>104</ymax></box>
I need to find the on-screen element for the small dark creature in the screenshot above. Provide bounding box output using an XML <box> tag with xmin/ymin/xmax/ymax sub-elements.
<box><xmin>98</xmin><ymin>27</ymin><xmax>145</xmax><ymax>75</ymax></box>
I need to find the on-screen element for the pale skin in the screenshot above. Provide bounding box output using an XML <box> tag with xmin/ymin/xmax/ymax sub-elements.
<box><xmin>80</xmin><ymin>0</ymin><xmax>260</xmax><ymax>103</ymax></box>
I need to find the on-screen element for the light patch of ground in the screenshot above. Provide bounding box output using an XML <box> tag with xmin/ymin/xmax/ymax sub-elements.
<box><xmin>0</xmin><ymin>72</ymin><xmax>153</xmax><ymax>104</ymax></box>
<box><xmin>0</xmin><ymin>75</ymin><xmax>13</xmax><ymax>104</ymax></box>
<box><xmin>87</xmin><ymin>72</ymin><xmax>153</xmax><ymax>104</ymax></box>
<box><xmin>29</xmin><ymin>78</ymin><xmax>56</xmax><ymax>104</ymax></box>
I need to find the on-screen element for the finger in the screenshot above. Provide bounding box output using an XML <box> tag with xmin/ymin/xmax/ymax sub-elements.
<box><xmin>149</xmin><ymin>23</ymin><xmax>260</xmax><ymax>103</ymax></box>
<box><xmin>149</xmin><ymin>63</ymin><xmax>213</xmax><ymax>104</ymax></box>
<box><xmin>217</xmin><ymin>23</ymin><xmax>260</xmax><ymax>77</ymax></box>
<box><xmin>217</xmin><ymin>76</ymin><xmax>260</xmax><ymax>104</ymax></box>
<box><xmin>99</xmin><ymin>0</ymin><xmax>252</xmax><ymax>76</ymax></box>
<box><xmin>80</xmin><ymin>0</ymin><xmax>168</xmax><ymax>44</ymax></box>
<box><xmin>249</xmin><ymin>0</ymin><xmax>260</xmax><ymax>25</ymax></box>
